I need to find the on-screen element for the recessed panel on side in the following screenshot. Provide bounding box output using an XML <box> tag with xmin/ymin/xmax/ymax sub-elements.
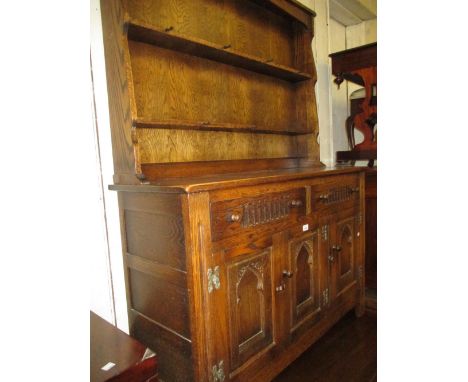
<box><xmin>122</xmin><ymin>192</ymin><xmax>186</xmax><ymax>271</ymax></box>
<box><xmin>129</xmin><ymin>268</ymin><xmax>191</xmax><ymax>339</ymax></box>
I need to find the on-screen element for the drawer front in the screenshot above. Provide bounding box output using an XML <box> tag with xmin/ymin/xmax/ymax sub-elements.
<box><xmin>210</xmin><ymin>188</ymin><xmax>306</xmax><ymax>242</ymax></box>
<box><xmin>310</xmin><ymin>176</ymin><xmax>360</xmax><ymax>213</ymax></box>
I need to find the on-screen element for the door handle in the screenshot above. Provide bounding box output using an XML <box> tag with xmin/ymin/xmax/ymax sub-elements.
<box><xmin>282</xmin><ymin>270</ymin><xmax>293</xmax><ymax>278</ymax></box>
<box><xmin>275</xmin><ymin>283</ymin><xmax>286</xmax><ymax>292</ymax></box>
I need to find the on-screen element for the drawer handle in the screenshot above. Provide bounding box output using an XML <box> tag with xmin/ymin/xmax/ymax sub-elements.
<box><xmin>282</xmin><ymin>270</ymin><xmax>293</xmax><ymax>278</ymax></box>
<box><xmin>350</xmin><ymin>187</ymin><xmax>359</xmax><ymax>193</ymax></box>
<box><xmin>228</xmin><ymin>213</ymin><xmax>241</xmax><ymax>222</ymax></box>
<box><xmin>290</xmin><ymin>199</ymin><xmax>303</xmax><ymax>207</ymax></box>
<box><xmin>332</xmin><ymin>245</ymin><xmax>342</xmax><ymax>252</ymax></box>
<box><xmin>275</xmin><ymin>283</ymin><xmax>286</xmax><ymax>292</ymax></box>
<box><xmin>318</xmin><ymin>194</ymin><xmax>329</xmax><ymax>201</ymax></box>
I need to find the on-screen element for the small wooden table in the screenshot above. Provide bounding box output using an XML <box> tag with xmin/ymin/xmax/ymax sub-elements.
<box><xmin>90</xmin><ymin>312</ymin><xmax>158</xmax><ymax>382</ymax></box>
<box><xmin>329</xmin><ymin>42</ymin><xmax>377</xmax><ymax>166</ymax></box>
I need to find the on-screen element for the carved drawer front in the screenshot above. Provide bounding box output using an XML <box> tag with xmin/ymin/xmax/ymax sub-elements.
<box><xmin>210</xmin><ymin>188</ymin><xmax>306</xmax><ymax>242</ymax></box>
<box><xmin>310</xmin><ymin>176</ymin><xmax>360</xmax><ymax>213</ymax></box>
<box><xmin>227</xmin><ymin>249</ymin><xmax>275</xmax><ymax>372</ymax></box>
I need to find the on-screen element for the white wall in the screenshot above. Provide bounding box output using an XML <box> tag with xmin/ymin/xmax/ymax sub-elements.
<box><xmin>345</xmin><ymin>17</ymin><xmax>377</xmax><ymax>107</ymax></box>
<box><xmin>298</xmin><ymin>0</ymin><xmax>376</xmax><ymax>164</ymax></box>
<box><xmin>297</xmin><ymin>0</ymin><xmax>335</xmax><ymax>165</ymax></box>
<box><xmin>90</xmin><ymin>0</ymin><xmax>129</xmax><ymax>332</ymax></box>
<box><xmin>329</xmin><ymin>18</ymin><xmax>349</xmax><ymax>153</ymax></box>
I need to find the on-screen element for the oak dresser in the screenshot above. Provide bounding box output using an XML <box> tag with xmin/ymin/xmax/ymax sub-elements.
<box><xmin>100</xmin><ymin>1</ymin><xmax>366</xmax><ymax>381</ymax></box>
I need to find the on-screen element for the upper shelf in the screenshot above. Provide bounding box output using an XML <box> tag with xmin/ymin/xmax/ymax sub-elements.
<box><xmin>134</xmin><ymin>118</ymin><xmax>310</xmax><ymax>135</ymax></box>
<box><xmin>126</xmin><ymin>19</ymin><xmax>313</xmax><ymax>83</ymax></box>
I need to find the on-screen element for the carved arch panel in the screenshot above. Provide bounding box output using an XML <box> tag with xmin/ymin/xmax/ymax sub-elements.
<box><xmin>288</xmin><ymin>231</ymin><xmax>321</xmax><ymax>332</ymax></box>
<box><xmin>227</xmin><ymin>248</ymin><xmax>274</xmax><ymax>371</ymax></box>
<box><xmin>335</xmin><ymin>217</ymin><xmax>355</xmax><ymax>297</ymax></box>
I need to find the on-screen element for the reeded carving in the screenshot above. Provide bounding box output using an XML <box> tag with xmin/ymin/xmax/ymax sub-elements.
<box><xmin>242</xmin><ymin>194</ymin><xmax>296</xmax><ymax>228</ymax></box>
<box><xmin>318</xmin><ymin>186</ymin><xmax>359</xmax><ymax>205</ymax></box>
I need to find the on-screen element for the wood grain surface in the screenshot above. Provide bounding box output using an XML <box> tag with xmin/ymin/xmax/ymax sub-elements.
<box><xmin>137</xmin><ymin>128</ymin><xmax>304</xmax><ymax>163</ymax></box>
<box><xmin>128</xmin><ymin>41</ymin><xmax>303</xmax><ymax>129</ymax></box>
<box><xmin>99</xmin><ymin>2</ymin><xmax>371</xmax><ymax>382</ymax></box>
<box><xmin>125</xmin><ymin>0</ymin><xmax>301</xmax><ymax>69</ymax></box>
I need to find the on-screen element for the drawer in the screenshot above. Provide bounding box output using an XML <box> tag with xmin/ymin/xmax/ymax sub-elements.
<box><xmin>210</xmin><ymin>188</ymin><xmax>306</xmax><ymax>242</ymax></box>
<box><xmin>310</xmin><ymin>176</ymin><xmax>360</xmax><ymax>213</ymax></box>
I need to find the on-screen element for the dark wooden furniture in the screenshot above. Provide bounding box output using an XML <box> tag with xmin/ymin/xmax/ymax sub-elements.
<box><xmin>330</xmin><ymin>44</ymin><xmax>377</xmax><ymax>314</ymax></box>
<box><xmin>90</xmin><ymin>311</ymin><xmax>158</xmax><ymax>382</ymax></box>
<box><xmin>330</xmin><ymin>43</ymin><xmax>377</xmax><ymax>167</ymax></box>
<box><xmin>101</xmin><ymin>1</ymin><xmax>367</xmax><ymax>380</ymax></box>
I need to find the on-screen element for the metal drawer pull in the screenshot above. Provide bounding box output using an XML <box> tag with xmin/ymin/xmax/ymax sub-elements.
<box><xmin>350</xmin><ymin>187</ymin><xmax>359</xmax><ymax>193</ymax></box>
<box><xmin>332</xmin><ymin>245</ymin><xmax>342</xmax><ymax>252</ymax></box>
<box><xmin>282</xmin><ymin>270</ymin><xmax>293</xmax><ymax>278</ymax></box>
<box><xmin>290</xmin><ymin>199</ymin><xmax>302</xmax><ymax>207</ymax></box>
<box><xmin>275</xmin><ymin>284</ymin><xmax>286</xmax><ymax>292</ymax></box>
<box><xmin>318</xmin><ymin>194</ymin><xmax>329</xmax><ymax>201</ymax></box>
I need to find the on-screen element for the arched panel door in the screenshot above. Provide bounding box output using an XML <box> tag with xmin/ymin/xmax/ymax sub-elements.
<box><xmin>334</xmin><ymin>216</ymin><xmax>356</xmax><ymax>297</ymax></box>
<box><xmin>227</xmin><ymin>249</ymin><xmax>274</xmax><ymax>371</ymax></box>
<box><xmin>287</xmin><ymin>230</ymin><xmax>321</xmax><ymax>333</ymax></box>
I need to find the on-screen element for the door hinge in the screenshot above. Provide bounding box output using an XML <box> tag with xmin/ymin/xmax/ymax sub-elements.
<box><xmin>208</xmin><ymin>266</ymin><xmax>221</xmax><ymax>293</ymax></box>
<box><xmin>212</xmin><ymin>360</ymin><xmax>225</xmax><ymax>382</ymax></box>
<box><xmin>356</xmin><ymin>212</ymin><xmax>362</xmax><ymax>225</ymax></box>
<box><xmin>322</xmin><ymin>288</ymin><xmax>329</xmax><ymax>305</ymax></box>
<box><xmin>321</xmin><ymin>225</ymin><xmax>328</xmax><ymax>241</ymax></box>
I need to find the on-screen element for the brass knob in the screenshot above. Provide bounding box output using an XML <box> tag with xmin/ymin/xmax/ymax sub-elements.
<box><xmin>319</xmin><ymin>194</ymin><xmax>329</xmax><ymax>201</ymax></box>
<box><xmin>275</xmin><ymin>284</ymin><xmax>285</xmax><ymax>292</ymax></box>
<box><xmin>290</xmin><ymin>199</ymin><xmax>302</xmax><ymax>207</ymax></box>
<box><xmin>282</xmin><ymin>270</ymin><xmax>293</xmax><ymax>278</ymax></box>
<box><xmin>328</xmin><ymin>255</ymin><xmax>335</xmax><ymax>262</ymax></box>
<box><xmin>332</xmin><ymin>245</ymin><xmax>342</xmax><ymax>252</ymax></box>
<box><xmin>229</xmin><ymin>213</ymin><xmax>241</xmax><ymax>222</ymax></box>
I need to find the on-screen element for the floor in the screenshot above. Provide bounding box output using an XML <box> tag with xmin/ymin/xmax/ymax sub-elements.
<box><xmin>273</xmin><ymin>311</ymin><xmax>377</xmax><ymax>382</ymax></box>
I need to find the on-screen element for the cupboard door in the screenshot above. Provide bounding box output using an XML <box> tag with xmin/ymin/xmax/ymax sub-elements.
<box><xmin>286</xmin><ymin>230</ymin><xmax>322</xmax><ymax>333</ymax></box>
<box><xmin>226</xmin><ymin>248</ymin><xmax>275</xmax><ymax>371</ymax></box>
<box><xmin>331</xmin><ymin>212</ymin><xmax>357</xmax><ymax>299</ymax></box>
